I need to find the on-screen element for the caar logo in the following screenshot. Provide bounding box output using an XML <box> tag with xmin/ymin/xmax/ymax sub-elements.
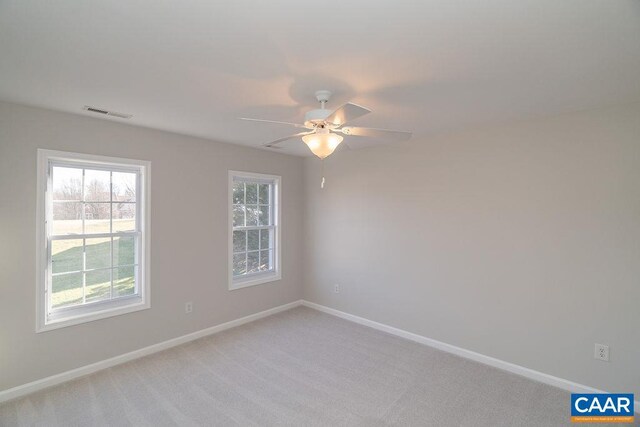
<box><xmin>571</xmin><ymin>393</ymin><xmax>634</xmax><ymax>423</ymax></box>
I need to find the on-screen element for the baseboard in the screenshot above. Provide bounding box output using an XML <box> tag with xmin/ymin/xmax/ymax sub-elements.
<box><xmin>0</xmin><ymin>299</ymin><xmax>303</xmax><ymax>404</ymax></box>
<box><xmin>300</xmin><ymin>300</ymin><xmax>640</xmax><ymax>411</ymax></box>
<box><xmin>3</xmin><ymin>299</ymin><xmax>637</xmax><ymax>412</ymax></box>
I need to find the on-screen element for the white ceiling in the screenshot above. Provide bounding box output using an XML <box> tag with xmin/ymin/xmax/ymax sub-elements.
<box><xmin>1</xmin><ymin>0</ymin><xmax>639</xmax><ymax>156</ymax></box>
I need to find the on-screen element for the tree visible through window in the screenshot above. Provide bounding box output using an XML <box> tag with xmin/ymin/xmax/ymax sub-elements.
<box><xmin>230</xmin><ymin>172</ymin><xmax>280</xmax><ymax>289</ymax></box>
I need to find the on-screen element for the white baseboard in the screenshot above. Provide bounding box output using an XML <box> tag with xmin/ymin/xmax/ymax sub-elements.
<box><xmin>300</xmin><ymin>300</ymin><xmax>640</xmax><ymax>411</ymax></box>
<box><xmin>3</xmin><ymin>299</ymin><xmax>638</xmax><ymax>412</ymax></box>
<box><xmin>0</xmin><ymin>300</ymin><xmax>303</xmax><ymax>404</ymax></box>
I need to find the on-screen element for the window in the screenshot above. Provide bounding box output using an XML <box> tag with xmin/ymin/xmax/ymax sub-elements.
<box><xmin>36</xmin><ymin>150</ymin><xmax>150</xmax><ymax>331</ymax></box>
<box><xmin>229</xmin><ymin>171</ymin><xmax>281</xmax><ymax>290</ymax></box>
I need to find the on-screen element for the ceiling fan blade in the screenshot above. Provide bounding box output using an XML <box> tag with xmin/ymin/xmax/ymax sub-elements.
<box><xmin>324</xmin><ymin>103</ymin><xmax>372</xmax><ymax>126</ymax></box>
<box><xmin>340</xmin><ymin>126</ymin><xmax>412</xmax><ymax>141</ymax></box>
<box><xmin>263</xmin><ymin>131</ymin><xmax>314</xmax><ymax>148</ymax></box>
<box><xmin>239</xmin><ymin>117</ymin><xmax>307</xmax><ymax>129</ymax></box>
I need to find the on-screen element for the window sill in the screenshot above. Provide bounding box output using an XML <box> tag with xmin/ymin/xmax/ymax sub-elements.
<box><xmin>229</xmin><ymin>272</ymin><xmax>281</xmax><ymax>291</ymax></box>
<box><xmin>37</xmin><ymin>298</ymin><xmax>150</xmax><ymax>333</ymax></box>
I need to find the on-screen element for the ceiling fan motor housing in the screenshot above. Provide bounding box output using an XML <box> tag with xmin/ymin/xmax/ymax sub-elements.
<box><xmin>304</xmin><ymin>108</ymin><xmax>332</xmax><ymax>128</ymax></box>
<box><xmin>304</xmin><ymin>89</ymin><xmax>334</xmax><ymax>128</ymax></box>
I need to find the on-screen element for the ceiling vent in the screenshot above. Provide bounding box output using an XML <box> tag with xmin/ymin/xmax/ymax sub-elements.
<box><xmin>83</xmin><ymin>106</ymin><xmax>132</xmax><ymax>119</ymax></box>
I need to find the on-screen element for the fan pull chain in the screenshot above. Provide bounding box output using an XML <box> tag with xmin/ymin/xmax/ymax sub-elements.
<box><xmin>320</xmin><ymin>159</ymin><xmax>325</xmax><ymax>189</ymax></box>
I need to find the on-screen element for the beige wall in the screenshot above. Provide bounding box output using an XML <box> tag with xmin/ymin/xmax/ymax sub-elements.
<box><xmin>2</xmin><ymin>99</ymin><xmax>638</xmax><ymax>397</ymax></box>
<box><xmin>303</xmin><ymin>102</ymin><xmax>640</xmax><ymax>396</ymax></box>
<box><xmin>0</xmin><ymin>102</ymin><xmax>304</xmax><ymax>391</ymax></box>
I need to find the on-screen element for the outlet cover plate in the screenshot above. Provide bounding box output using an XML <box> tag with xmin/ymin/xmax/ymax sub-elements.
<box><xmin>594</xmin><ymin>343</ymin><xmax>609</xmax><ymax>362</ymax></box>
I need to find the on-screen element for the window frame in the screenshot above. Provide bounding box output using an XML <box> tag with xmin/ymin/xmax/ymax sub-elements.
<box><xmin>36</xmin><ymin>149</ymin><xmax>151</xmax><ymax>332</ymax></box>
<box><xmin>228</xmin><ymin>170</ymin><xmax>281</xmax><ymax>290</ymax></box>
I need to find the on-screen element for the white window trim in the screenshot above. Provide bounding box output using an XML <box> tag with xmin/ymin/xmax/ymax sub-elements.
<box><xmin>36</xmin><ymin>149</ymin><xmax>151</xmax><ymax>332</ymax></box>
<box><xmin>228</xmin><ymin>170</ymin><xmax>281</xmax><ymax>290</ymax></box>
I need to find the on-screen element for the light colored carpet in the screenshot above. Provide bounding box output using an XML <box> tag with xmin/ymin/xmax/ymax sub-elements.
<box><xmin>0</xmin><ymin>306</ymin><xmax>636</xmax><ymax>426</ymax></box>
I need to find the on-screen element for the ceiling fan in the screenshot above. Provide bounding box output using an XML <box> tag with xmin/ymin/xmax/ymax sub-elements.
<box><xmin>240</xmin><ymin>90</ymin><xmax>412</xmax><ymax>159</ymax></box>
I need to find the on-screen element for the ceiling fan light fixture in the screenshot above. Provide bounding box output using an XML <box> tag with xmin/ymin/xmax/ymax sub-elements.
<box><xmin>302</xmin><ymin>129</ymin><xmax>343</xmax><ymax>159</ymax></box>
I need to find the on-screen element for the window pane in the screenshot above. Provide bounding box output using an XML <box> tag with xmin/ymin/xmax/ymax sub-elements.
<box><xmin>233</xmin><ymin>205</ymin><xmax>245</xmax><ymax>227</ymax></box>
<box><xmin>246</xmin><ymin>183</ymin><xmax>258</xmax><ymax>204</ymax></box>
<box><xmin>45</xmin><ymin>155</ymin><xmax>147</xmax><ymax>325</ymax></box>
<box><xmin>112</xmin><ymin>172</ymin><xmax>136</xmax><ymax>202</ymax></box>
<box><xmin>113</xmin><ymin>203</ymin><xmax>136</xmax><ymax>232</ymax></box>
<box><xmin>233</xmin><ymin>230</ymin><xmax>246</xmax><ymax>253</ymax></box>
<box><xmin>233</xmin><ymin>182</ymin><xmax>244</xmax><ymax>204</ymax></box>
<box><xmin>85</xmin><ymin>237</ymin><xmax>111</xmax><ymax>270</ymax></box>
<box><xmin>52</xmin><ymin>272</ymin><xmax>83</xmax><ymax>308</ymax></box>
<box><xmin>84</xmin><ymin>203</ymin><xmax>111</xmax><ymax>234</ymax></box>
<box><xmin>85</xmin><ymin>269</ymin><xmax>111</xmax><ymax>303</ymax></box>
<box><xmin>258</xmin><ymin>184</ymin><xmax>270</xmax><ymax>205</ymax></box>
<box><xmin>233</xmin><ymin>253</ymin><xmax>246</xmax><ymax>276</ymax></box>
<box><xmin>52</xmin><ymin>202</ymin><xmax>83</xmax><ymax>235</ymax></box>
<box><xmin>260</xmin><ymin>229</ymin><xmax>271</xmax><ymax>250</ymax></box>
<box><xmin>84</xmin><ymin>169</ymin><xmax>111</xmax><ymax>202</ymax></box>
<box><xmin>246</xmin><ymin>205</ymin><xmax>258</xmax><ymax>226</ymax></box>
<box><xmin>51</xmin><ymin>239</ymin><xmax>83</xmax><ymax>274</ymax></box>
<box><xmin>247</xmin><ymin>251</ymin><xmax>260</xmax><ymax>273</ymax></box>
<box><xmin>247</xmin><ymin>229</ymin><xmax>259</xmax><ymax>251</ymax></box>
<box><xmin>113</xmin><ymin>266</ymin><xmax>135</xmax><ymax>297</ymax></box>
<box><xmin>113</xmin><ymin>236</ymin><xmax>135</xmax><ymax>266</ymax></box>
<box><xmin>259</xmin><ymin>250</ymin><xmax>271</xmax><ymax>271</ymax></box>
<box><xmin>230</xmin><ymin>175</ymin><xmax>278</xmax><ymax>283</ymax></box>
<box><xmin>258</xmin><ymin>205</ymin><xmax>270</xmax><ymax>226</ymax></box>
<box><xmin>52</xmin><ymin>167</ymin><xmax>82</xmax><ymax>201</ymax></box>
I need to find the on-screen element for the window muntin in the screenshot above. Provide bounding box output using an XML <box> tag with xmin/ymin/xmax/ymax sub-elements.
<box><xmin>37</xmin><ymin>150</ymin><xmax>149</xmax><ymax>331</ymax></box>
<box><xmin>229</xmin><ymin>172</ymin><xmax>280</xmax><ymax>289</ymax></box>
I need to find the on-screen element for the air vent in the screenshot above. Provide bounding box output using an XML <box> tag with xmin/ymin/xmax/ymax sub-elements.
<box><xmin>83</xmin><ymin>106</ymin><xmax>132</xmax><ymax>119</ymax></box>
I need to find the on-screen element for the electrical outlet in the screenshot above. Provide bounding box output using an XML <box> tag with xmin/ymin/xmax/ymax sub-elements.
<box><xmin>594</xmin><ymin>343</ymin><xmax>609</xmax><ymax>362</ymax></box>
<box><xmin>185</xmin><ymin>302</ymin><xmax>193</xmax><ymax>314</ymax></box>
<box><xmin>334</xmin><ymin>284</ymin><xmax>340</xmax><ymax>293</ymax></box>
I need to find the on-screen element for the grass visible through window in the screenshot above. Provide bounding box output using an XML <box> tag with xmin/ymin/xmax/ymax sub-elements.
<box><xmin>51</xmin><ymin>219</ymin><xmax>136</xmax><ymax>308</ymax></box>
